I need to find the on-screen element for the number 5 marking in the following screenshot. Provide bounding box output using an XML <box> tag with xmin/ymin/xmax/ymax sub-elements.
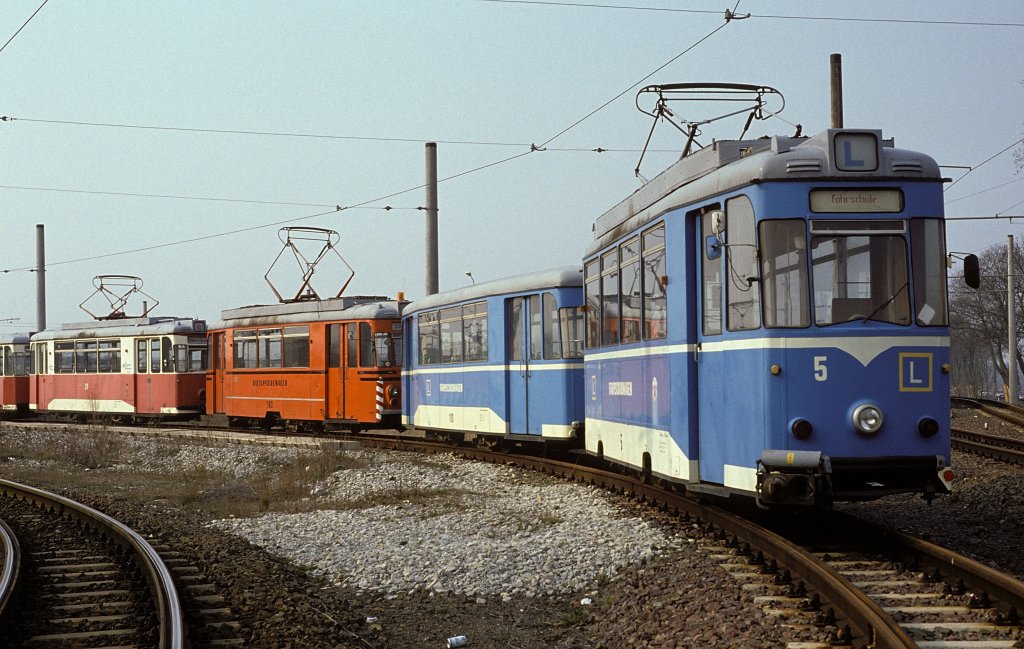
<box><xmin>814</xmin><ymin>356</ymin><xmax>828</xmax><ymax>382</ymax></box>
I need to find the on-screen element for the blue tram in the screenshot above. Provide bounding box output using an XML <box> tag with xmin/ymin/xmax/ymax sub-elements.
<box><xmin>584</xmin><ymin>129</ymin><xmax>956</xmax><ymax>507</ymax></box>
<box><xmin>401</xmin><ymin>267</ymin><xmax>584</xmax><ymax>444</ymax></box>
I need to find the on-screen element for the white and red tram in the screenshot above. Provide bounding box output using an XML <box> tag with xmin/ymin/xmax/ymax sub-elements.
<box><xmin>29</xmin><ymin>317</ymin><xmax>208</xmax><ymax>420</ymax></box>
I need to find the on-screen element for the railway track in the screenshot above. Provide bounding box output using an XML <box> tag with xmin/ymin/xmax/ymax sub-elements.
<box><xmin>950</xmin><ymin>396</ymin><xmax>1024</xmax><ymax>464</ymax></box>
<box><xmin>5</xmin><ymin>419</ymin><xmax>1024</xmax><ymax>647</ymax></box>
<box><xmin>0</xmin><ymin>478</ymin><xmax>185</xmax><ymax>648</ymax></box>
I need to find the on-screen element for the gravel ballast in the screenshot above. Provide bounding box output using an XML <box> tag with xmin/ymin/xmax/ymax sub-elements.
<box><xmin>2</xmin><ymin>420</ymin><xmax>1023</xmax><ymax>647</ymax></box>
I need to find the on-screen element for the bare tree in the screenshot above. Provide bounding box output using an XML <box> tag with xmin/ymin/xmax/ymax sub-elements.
<box><xmin>949</xmin><ymin>239</ymin><xmax>1024</xmax><ymax>396</ymax></box>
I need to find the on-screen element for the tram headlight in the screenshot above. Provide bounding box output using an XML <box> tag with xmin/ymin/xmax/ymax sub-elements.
<box><xmin>852</xmin><ymin>404</ymin><xmax>884</xmax><ymax>435</ymax></box>
<box><xmin>388</xmin><ymin>385</ymin><xmax>400</xmax><ymax>404</ymax></box>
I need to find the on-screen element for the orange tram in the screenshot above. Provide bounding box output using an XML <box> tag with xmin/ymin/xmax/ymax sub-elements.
<box><xmin>204</xmin><ymin>296</ymin><xmax>406</xmax><ymax>431</ymax></box>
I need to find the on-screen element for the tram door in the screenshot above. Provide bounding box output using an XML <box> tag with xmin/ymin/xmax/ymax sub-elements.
<box><xmin>210</xmin><ymin>332</ymin><xmax>225</xmax><ymax>413</ymax></box>
<box><xmin>507</xmin><ymin>294</ymin><xmax>541</xmax><ymax>435</ymax></box>
<box><xmin>325</xmin><ymin>323</ymin><xmax>345</xmax><ymax>419</ymax></box>
<box><xmin>696</xmin><ymin>206</ymin><xmax>729</xmax><ymax>486</ymax></box>
<box><xmin>135</xmin><ymin>339</ymin><xmax>152</xmax><ymax>414</ymax></box>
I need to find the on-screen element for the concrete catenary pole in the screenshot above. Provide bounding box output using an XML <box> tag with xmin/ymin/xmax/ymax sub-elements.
<box><xmin>425</xmin><ymin>142</ymin><xmax>439</xmax><ymax>296</ymax></box>
<box><xmin>830</xmin><ymin>53</ymin><xmax>844</xmax><ymax>129</ymax></box>
<box><xmin>35</xmin><ymin>223</ymin><xmax>46</xmax><ymax>331</ymax></box>
<box><xmin>1009</xmin><ymin>235</ymin><xmax>1018</xmax><ymax>404</ymax></box>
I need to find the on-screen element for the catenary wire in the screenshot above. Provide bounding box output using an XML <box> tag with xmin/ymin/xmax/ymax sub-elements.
<box><xmin>0</xmin><ymin>150</ymin><xmax>536</xmax><ymax>274</ymax></box>
<box><xmin>477</xmin><ymin>0</ymin><xmax>1024</xmax><ymax>27</ymax></box>
<box><xmin>945</xmin><ymin>138</ymin><xmax>1024</xmax><ymax>193</ymax></box>
<box><xmin>0</xmin><ymin>0</ymin><xmax>49</xmax><ymax>56</ymax></box>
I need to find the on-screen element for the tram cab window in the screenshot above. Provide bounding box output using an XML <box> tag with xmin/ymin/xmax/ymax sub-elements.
<box><xmin>725</xmin><ymin>196</ymin><xmax>761</xmax><ymax>331</ymax></box>
<box><xmin>700</xmin><ymin>205</ymin><xmax>723</xmax><ymax>335</ymax></box>
<box><xmin>810</xmin><ymin>220</ymin><xmax>910</xmax><ymax>326</ymax></box>
<box><xmin>910</xmin><ymin>218</ymin><xmax>949</xmax><ymax>326</ymax></box>
<box><xmin>760</xmin><ymin>220</ymin><xmax>810</xmax><ymax>327</ymax></box>
<box><xmin>374</xmin><ymin>332</ymin><xmax>401</xmax><ymax>367</ymax></box>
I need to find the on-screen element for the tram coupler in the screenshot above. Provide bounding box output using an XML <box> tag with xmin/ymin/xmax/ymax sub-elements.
<box><xmin>755</xmin><ymin>450</ymin><xmax>832</xmax><ymax>507</ymax></box>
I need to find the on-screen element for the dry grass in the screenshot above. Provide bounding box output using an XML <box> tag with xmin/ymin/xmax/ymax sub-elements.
<box><xmin>0</xmin><ymin>426</ymin><xmax>477</xmax><ymax>520</ymax></box>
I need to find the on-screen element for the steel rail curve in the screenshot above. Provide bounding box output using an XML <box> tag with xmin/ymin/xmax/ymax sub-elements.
<box><xmin>0</xmin><ymin>478</ymin><xmax>185</xmax><ymax>649</ymax></box>
<box><xmin>0</xmin><ymin>517</ymin><xmax>20</xmax><ymax>625</ymax></box>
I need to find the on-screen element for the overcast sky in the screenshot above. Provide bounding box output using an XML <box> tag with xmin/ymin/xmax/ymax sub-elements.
<box><xmin>1</xmin><ymin>1</ymin><xmax>1021</xmax><ymax>329</ymax></box>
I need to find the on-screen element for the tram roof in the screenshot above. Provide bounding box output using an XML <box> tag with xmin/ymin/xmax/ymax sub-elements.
<box><xmin>588</xmin><ymin>128</ymin><xmax>942</xmax><ymax>254</ymax></box>
<box><xmin>403</xmin><ymin>266</ymin><xmax>583</xmax><ymax>317</ymax></box>
<box><xmin>211</xmin><ymin>296</ymin><xmax>405</xmax><ymax>329</ymax></box>
<box><xmin>32</xmin><ymin>316</ymin><xmax>206</xmax><ymax>341</ymax></box>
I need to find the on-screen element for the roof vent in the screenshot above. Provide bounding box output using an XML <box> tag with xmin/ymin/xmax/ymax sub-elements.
<box><xmin>890</xmin><ymin>159</ymin><xmax>924</xmax><ymax>174</ymax></box>
<box><xmin>786</xmin><ymin>158</ymin><xmax>822</xmax><ymax>174</ymax></box>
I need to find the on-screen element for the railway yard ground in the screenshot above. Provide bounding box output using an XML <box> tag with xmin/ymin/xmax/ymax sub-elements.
<box><xmin>1</xmin><ymin>412</ymin><xmax>1022</xmax><ymax>648</ymax></box>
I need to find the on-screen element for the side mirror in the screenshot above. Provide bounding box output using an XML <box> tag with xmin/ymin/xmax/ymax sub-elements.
<box><xmin>705</xmin><ymin>235</ymin><xmax>722</xmax><ymax>260</ymax></box>
<box><xmin>963</xmin><ymin>254</ymin><xmax>980</xmax><ymax>289</ymax></box>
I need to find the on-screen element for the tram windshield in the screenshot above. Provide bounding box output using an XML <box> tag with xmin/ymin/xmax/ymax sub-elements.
<box><xmin>759</xmin><ymin>218</ymin><xmax>948</xmax><ymax>328</ymax></box>
<box><xmin>374</xmin><ymin>332</ymin><xmax>403</xmax><ymax>367</ymax></box>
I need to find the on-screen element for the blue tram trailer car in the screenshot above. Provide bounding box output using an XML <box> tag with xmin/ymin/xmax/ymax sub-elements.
<box><xmin>402</xmin><ymin>267</ymin><xmax>585</xmax><ymax>445</ymax></box>
<box><xmin>583</xmin><ymin>129</ymin><xmax>954</xmax><ymax>507</ymax></box>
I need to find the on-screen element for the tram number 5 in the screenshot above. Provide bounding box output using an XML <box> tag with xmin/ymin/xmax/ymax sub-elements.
<box><xmin>813</xmin><ymin>356</ymin><xmax>828</xmax><ymax>382</ymax></box>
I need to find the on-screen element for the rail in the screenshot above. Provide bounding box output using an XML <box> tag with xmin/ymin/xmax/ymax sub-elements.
<box><xmin>0</xmin><ymin>478</ymin><xmax>184</xmax><ymax>649</ymax></box>
<box><xmin>0</xmin><ymin>517</ymin><xmax>20</xmax><ymax>624</ymax></box>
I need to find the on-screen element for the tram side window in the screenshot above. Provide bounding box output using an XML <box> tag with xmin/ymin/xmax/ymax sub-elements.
<box><xmin>327</xmin><ymin>324</ymin><xmax>341</xmax><ymax>368</ymax></box>
<box><xmin>258</xmin><ymin>328</ymin><xmax>283</xmax><ymax>368</ymax></box>
<box><xmin>759</xmin><ymin>219</ymin><xmax>810</xmax><ymax>328</ymax></box>
<box><xmin>601</xmin><ymin>249</ymin><xmax>620</xmax><ymax>345</ymax></box>
<box><xmin>509</xmin><ymin>298</ymin><xmax>524</xmax><ymax>361</ymax></box>
<box><xmin>418</xmin><ymin>312</ymin><xmax>440</xmax><ymax>365</ymax></box>
<box><xmin>620</xmin><ymin>237</ymin><xmax>642</xmax><ymax>344</ymax></box>
<box><xmin>463</xmin><ymin>302</ymin><xmax>488</xmax><ymax>362</ymax></box>
<box><xmin>55</xmin><ymin>341</ymin><xmax>75</xmax><ymax>373</ymax></box>
<box><xmin>529</xmin><ymin>295</ymin><xmax>542</xmax><ymax>360</ymax></box>
<box><xmin>283</xmin><ymin>326</ymin><xmax>310</xmax><ymax>368</ymax></box>
<box><xmin>725</xmin><ymin>196</ymin><xmax>761</xmax><ymax>331</ymax></box>
<box><xmin>233</xmin><ymin>330</ymin><xmax>258</xmax><ymax>369</ymax></box>
<box><xmin>541</xmin><ymin>293</ymin><xmax>565</xmax><ymax>359</ymax></box>
<box><xmin>137</xmin><ymin>340</ymin><xmax>148</xmax><ymax>373</ymax></box>
<box><xmin>1</xmin><ymin>347</ymin><xmax>8</xmax><ymax>376</ymax></box>
<box><xmin>560</xmin><ymin>306</ymin><xmax>584</xmax><ymax>358</ymax></box>
<box><xmin>642</xmin><ymin>225</ymin><xmax>667</xmax><ymax>340</ymax></box>
<box><xmin>584</xmin><ymin>260</ymin><xmax>600</xmax><ymax>348</ymax></box>
<box><xmin>98</xmin><ymin>340</ymin><xmax>120</xmax><ymax>373</ymax></box>
<box><xmin>76</xmin><ymin>340</ymin><xmax>98</xmax><ymax>373</ymax></box>
<box><xmin>437</xmin><ymin>308</ymin><xmax>461</xmax><ymax>364</ymax></box>
<box><xmin>701</xmin><ymin>206</ymin><xmax>723</xmax><ymax>335</ymax></box>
